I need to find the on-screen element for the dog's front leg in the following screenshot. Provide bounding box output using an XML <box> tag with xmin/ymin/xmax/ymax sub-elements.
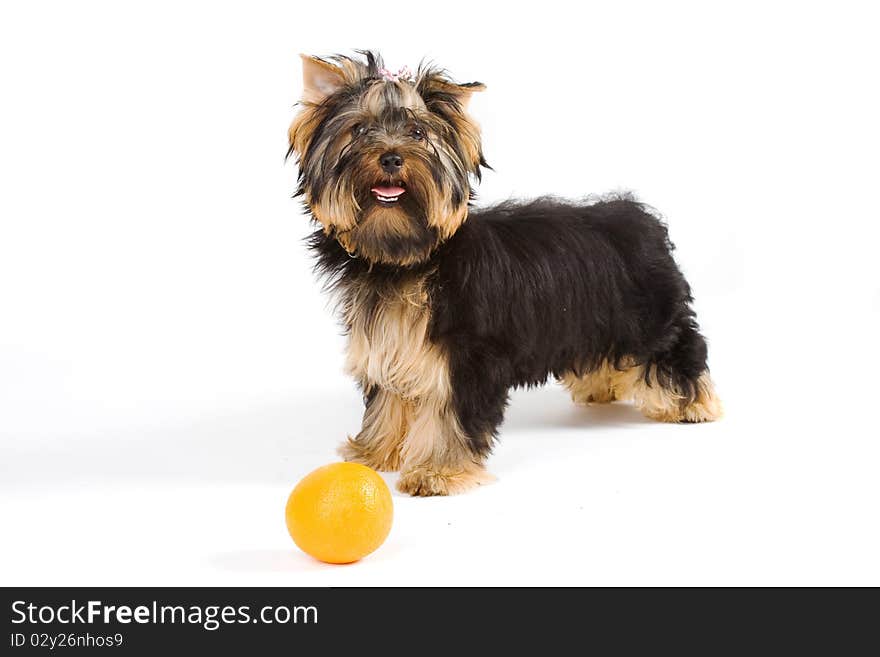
<box><xmin>339</xmin><ymin>387</ymin><xmax>409</xmax><ymax>472</ymax></box>
<box><xmin>396</xmin><ymin>395</ymin><xmax>495</xmax><ymax>496</ymax></box>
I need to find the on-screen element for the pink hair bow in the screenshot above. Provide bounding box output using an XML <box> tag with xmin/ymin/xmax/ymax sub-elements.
<box><xmin>379</xmin><ymin>65</ymin><xmax>413</xmax><ymax>83</ymax></box>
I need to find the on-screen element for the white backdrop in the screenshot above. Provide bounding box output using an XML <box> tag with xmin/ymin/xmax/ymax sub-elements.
<box><xmin>1</xmin><ymin>1</ymin><xmax>878</xmax><ymax>585</ymax></box>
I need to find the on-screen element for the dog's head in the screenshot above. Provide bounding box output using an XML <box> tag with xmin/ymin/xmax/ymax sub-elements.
<box><xmin>289</xmin><ymin>52</ymin><xmax>486</xmax><ymax>266</ymax></box>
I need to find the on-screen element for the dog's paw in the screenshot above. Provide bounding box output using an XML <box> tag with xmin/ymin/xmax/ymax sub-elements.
<box><xmin>585</xmin><ymin>389</ymin><xmax>617</xmax><ymax>404</ymax></box>
<box><xmin>678</xmin><ymin>384</ymin><xmax>723</xmax><ymax>423</ymax></box>
<box><xmin>641</xmin><ymin>373</ymin><xmax>723</xmax><ymax>423</ymax></box>
<box><xmin>338</xmin><ymin>436</ymin><xmax>401</xmax><ymax>472</ymax></box>
<box><xmin>396</xmin><ymin>463</ymin><xmax>495</xmax><ymax>497</ymax></box>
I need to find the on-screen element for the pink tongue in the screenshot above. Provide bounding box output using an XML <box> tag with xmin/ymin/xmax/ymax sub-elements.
<box><xmin>371</xmin><ymin>185</ymin><xmax>406</xmax><ymax>197</ymax></box>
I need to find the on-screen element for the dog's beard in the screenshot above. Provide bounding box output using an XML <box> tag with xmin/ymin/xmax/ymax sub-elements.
<box><xmin>332</xmin><ymin>185</ymin><xmax>440</xmax><ymax>266</ymax></box>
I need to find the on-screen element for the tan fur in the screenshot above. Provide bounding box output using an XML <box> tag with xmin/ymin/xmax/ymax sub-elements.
<box><xmin>430</xmin><ymin>200</ymin><xmax>469</xmax><ymax>241</ymax></box>
<box><xmin>357</xmin><ymin>206</ymin><xmax>417</xmax><ymax>241</ymax></box>
<box><xmin>337</xmin><ymin>205</ymin><xmax>438</xmax><ymax>266</ymax></box>
<box><xmin>397</xmin><ymin>460</ymin><xmax>495</xmax><ymax>497</ymax></box>
<box><xmin>417</xmin><ymin>75</ymin><xmax>485</xmax><ymax>170</ymax></box>
<box><xmin>661</xmin><ymin>372</ymin><xmax>723</xmax><ymax>423</ymax></box>
<box><xmin>339</xmin><ymin>389</ymin><xmax>409</xmax><ymax>471</ymax></box>
<box><xmin>288</xmin><ymin>109</ymin><xmax>320</xmax><ymax>163</ymax></box>
<box><xmin>560</xmin><ymin>360</ymin><xmax>619</xmax><ymax>403</ymax></box>
<box><xmin>344</xmin><ymin>275</ymin><xmax>447</xmax><ymax>400</ymax></box>
<box><xmin>362</xmin><ymin>81</ymin><xmax>425</xmax><ymax>114</ymax></box>
<box><xmin>313</xmin><ymin>181</ymin><xmax>360</xmax><ymax>235</ymax></box>
<box><xmin>400</xmin><ymin>395</ymin><xmax>471</xmax><ymax>468</ymax></box>
<box><xmin>299</xmin><ymin>55</ymin><xmax>346</xmax><ymax>104</ymax></box>
<box><xmin>418</xmin><ymin>78</ymin><xmax>486</xmax><ymax>110</ymax></box>
<box><xmin>299</xmin><ymin>54</ymin><xmax>370</xmax><ymax>97</ymax></box>
<box><xmin>341</xmin><ymin>274</ymin><xmax>491</xmax><ymax>495</ymax></box>
<box><xmin>446</xmin><ymin>111</ymin><xmax>483</xmax><ymax>175</ymax></box>
<box><xmin>562</xmin><ymin>361</ymin><xmax>722</xmax><ymax>423</ymax></box>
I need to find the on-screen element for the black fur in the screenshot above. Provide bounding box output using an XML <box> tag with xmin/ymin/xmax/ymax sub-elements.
<box><xmin>310</xmin><ymin>194</ymin><xmax>710</xmax><ymax>458</ymax></box>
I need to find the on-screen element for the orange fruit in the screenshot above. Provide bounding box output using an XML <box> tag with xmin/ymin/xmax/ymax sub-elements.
<box><xmin>285</xmin><ymin>462</ymin><xmax>393</xmax><ymax>564</ymax></box>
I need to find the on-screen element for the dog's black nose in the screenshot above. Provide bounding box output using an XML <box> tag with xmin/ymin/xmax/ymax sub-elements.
<box><xmin>380</xmin><ymin>152</ymin><xmax>404</xmax><ymax>175</ymax></box>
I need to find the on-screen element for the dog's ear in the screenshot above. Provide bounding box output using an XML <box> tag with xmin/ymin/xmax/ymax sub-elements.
<box><xmin>299</xmin><ymin>54</ymin><xmax>346</xmax><ymax>104</ymax></box>
<box><xmin>417</xmin><ymin>73</ymin><xmax>486</xmax><ymax>174</ymax></box>
<box><xmin>441</xmin><ymin>81</ymin><xmax>486</xmax><ymax>111</ymax></box>
<box><xmin>420</xmin><ymin>78</ymin><xmax>486</xmax><ymax>111</ymax></box>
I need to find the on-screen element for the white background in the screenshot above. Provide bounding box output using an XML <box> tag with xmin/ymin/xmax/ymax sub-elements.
<box><xmin>1</xmin><ymin>1</ymin><xmax>878</xmax><ymax>586</ymax></box>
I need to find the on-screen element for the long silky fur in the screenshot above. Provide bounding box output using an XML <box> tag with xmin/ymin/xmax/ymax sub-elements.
<box><xmin>308</xmin><ymin>193</ymin><xmax>711</xmax><ymax>458</ymax></box>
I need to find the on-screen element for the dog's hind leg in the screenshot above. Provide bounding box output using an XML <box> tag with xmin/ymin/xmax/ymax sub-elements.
<box><xmin>616</xmin><ymin>365</ymin><xmax>722</xmax><ymax>423</ymax></box>
<box><xmin>623</xmin><ymin>322</ymin><xmax>722</xmax><ymax>423</ymax></box>
<box><xmin>560</xmin><ymin>361</ymin><xmax>619</xmax><ymax>404</ymax></box>
<box><xmin>563</xmin><ymin>324</ymin><xmax>721</xmax><ymax>423</ymax></box>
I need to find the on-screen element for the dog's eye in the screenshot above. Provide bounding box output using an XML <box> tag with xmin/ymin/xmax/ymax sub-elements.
<box><xmin>351</xmin><ymin>124</ymin><xmax>367</xmax><ymax>138</ymax></box>
<box><xmin>410</xmin><ymin>127</ymin><xmax>426</xmax><ymax>141</ymax></box>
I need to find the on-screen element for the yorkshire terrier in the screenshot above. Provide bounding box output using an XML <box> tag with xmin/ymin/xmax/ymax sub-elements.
<box><xmin>288</xmin><ymin>52</ymin><xmax>721</xmax><ymax>496</ymax></box>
